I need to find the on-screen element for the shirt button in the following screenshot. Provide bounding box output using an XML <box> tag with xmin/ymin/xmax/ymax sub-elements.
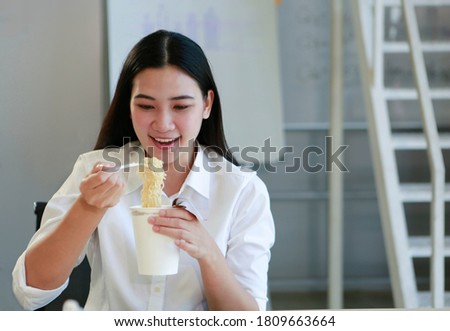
<box><xmin>154</xmin><ymin>286</ymin><xmax>161</xmax><ymax>293</ymax></box>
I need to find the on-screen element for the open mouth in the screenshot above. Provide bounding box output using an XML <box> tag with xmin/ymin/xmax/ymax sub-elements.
<box><xmin>150</xmin><ymin>136</ymin><xmax>180</xmax><ymax>149</ymax></box>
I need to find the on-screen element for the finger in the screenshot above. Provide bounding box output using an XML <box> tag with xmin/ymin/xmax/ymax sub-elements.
<box><xmin>149</xmin><ymin>216</ymin><xmax>186</xmax><ymax>230</ymax></box>
<box><xmin>175</xmin><ymin>239</ymin><xmax>199</xmax><ymax>255</ymax></box>
<box><xmin>153</xmin><ymin>225</ymin><xmax>194</xmax><ymax>243</ymax></box>
<box><xmin>80</xmin><ymin>164</ymin><xmax>107</xmax><ymax>191</ymax></box>
<box><xmin>159</xmin><ymin>207</ymin><xmax>196</xmax><ymax>221</ymax></box>
<box><xmin>97</xmin><ymin>172</ymin><xmax>122</xmax><ymax>191</ymax></box>
<box><xmin>89</xmin><ymin>168</ymin><xmax>120</xmax><ymax>190</ymax></box>
<box><xmin>92</xmin><ymin>162</ymin><xmax>104</xmax><ymax>174</ymax></box>
<box><xmin>101</xmin><ymin>164</ymin><xmax>122</xmax><ymax>173</ymax></box>
<box><xmin>81</xmin><ymin>173</ymin><xmax>125</xmax><ymax>207</ymax></box>
<box><xmin>91</xmin><ymin>162</ymin><xmax>115</xmax><ymax>174</ymax></box>
<box><xmin>84</xmin><ymin>184</ymin><xmax>124</xmax><ymax>208</ymax></box>
<box><xmin>91</xmin><ymin>173</ymin><xmax>125</xmax><ymax>200</ymax></box>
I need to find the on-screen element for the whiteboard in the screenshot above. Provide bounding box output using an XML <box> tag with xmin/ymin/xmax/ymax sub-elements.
<box><xmin>106</xmin><ymin>0</ymin><xmax>284</xmax><ymax>163</ymax></box>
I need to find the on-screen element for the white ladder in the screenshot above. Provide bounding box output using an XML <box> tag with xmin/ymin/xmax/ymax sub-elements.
<box><xmin>351</xmin><ymin>0</ymin><xmax>450</xmax><ymax>308</ymax></box>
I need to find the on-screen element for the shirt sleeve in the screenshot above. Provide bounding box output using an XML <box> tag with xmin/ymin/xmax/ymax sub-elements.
<box><xmin>12</xmin><ymin>251</ymin><xmax>69</xmax><ymax>311</ymax></box>
<box><xmin>226</xmin><ymin>175</ymin><xmax>276</xmax><ymax>311</ymax></box>
<box><xmin>11</xmin><ymin>154</ymin><xmax>89</xmax><ymax>310</ymax></box>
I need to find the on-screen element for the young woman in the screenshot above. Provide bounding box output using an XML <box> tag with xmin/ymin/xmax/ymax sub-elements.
<box><xmin>13</xmin><ymin>30</ymin><xmax>275</xmax><ymax>311</ymax></box>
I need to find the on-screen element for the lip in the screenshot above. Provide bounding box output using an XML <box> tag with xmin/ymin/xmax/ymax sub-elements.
<box><xmin>150</xmin><ymin>136</ymin><xmax>180</xmax><ymax>149</ymax></box>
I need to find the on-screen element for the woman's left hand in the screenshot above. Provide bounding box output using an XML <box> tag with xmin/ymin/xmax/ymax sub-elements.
<box><xmin>148</xmin><ymin>208</ymin><xmax>218</xmax><ymax>262</ymax></box>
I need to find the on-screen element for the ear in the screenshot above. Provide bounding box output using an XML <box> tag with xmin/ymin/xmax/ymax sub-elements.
<box><xmin>202</xmin><ymin>90</ymin><xmax>214</xmax><ymax>119</ymax></box>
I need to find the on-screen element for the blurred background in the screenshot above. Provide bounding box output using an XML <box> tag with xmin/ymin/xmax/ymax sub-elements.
<box><xmin>1</xmin><ymin>0</ymin><xmax>449</xmax><ymax>310</ymax></box>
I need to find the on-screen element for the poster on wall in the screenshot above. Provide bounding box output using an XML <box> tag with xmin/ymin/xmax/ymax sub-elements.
<box><xmin>106</xmin><ymin>0</ymin><xmax>284</xmax><ymax>163</ymax></box>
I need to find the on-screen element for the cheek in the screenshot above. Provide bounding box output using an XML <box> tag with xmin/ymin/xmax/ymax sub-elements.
<box><xmin>181</xmin><ymin>114</ymin><xmax>204</xmax><ymax>134</ymax></box>
<box><xmin>130</xmin><ymin>110</ymin><xmax>150</xmax><ymax>133</ymax></box>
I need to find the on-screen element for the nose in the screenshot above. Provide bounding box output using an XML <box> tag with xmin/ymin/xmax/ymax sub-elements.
<box><xmin>151</xmin><ymin>109</ymin><xmax>175</xmax><ymax>133</ymax></box>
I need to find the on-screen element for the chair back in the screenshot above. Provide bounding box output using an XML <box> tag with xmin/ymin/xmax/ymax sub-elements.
<box><xmin>34</xmin><ymin>201</ymin><xmax>91</xmax><ymax>310</ymax></box>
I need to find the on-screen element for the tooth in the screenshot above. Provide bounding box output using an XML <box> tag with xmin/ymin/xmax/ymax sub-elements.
<box><xmin>155</xmin><ymin>138</ymin><xmax>175</xmax><ymax>143</ymax></box>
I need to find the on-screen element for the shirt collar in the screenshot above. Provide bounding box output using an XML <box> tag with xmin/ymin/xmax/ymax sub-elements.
<box><xmin>180</xmin><ymin>145</ymin><xmax>210</xmax><ymax>200</ymax></box>
<box><xmin>123</xmin><ymin>142</ymin><xmax>211</xmax><ymax>222</ymax></box>
<box><xmin>173</xmin><ymin>145</ymin><xmax>210</xmax><ymax>222</ymax></box>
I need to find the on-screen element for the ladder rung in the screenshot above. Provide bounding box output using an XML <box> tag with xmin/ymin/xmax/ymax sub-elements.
<box><xmin>399</xmin><ymin>183</ymin><xmax>450</xmax><ymax>202</ymax></box>
<box><xmin>383</xmin><ymin>88</ymin><xmax>450</xmax><ymax>100</ymax></box>
<box><xmin>392</xmin><ymin>133</ymin><xmax>450</xmax><ymax>150</ymax></box>
<box><xmin>409</xmin><ymin>236</ymin><xmax>450</xmax><ymax>257</ymax></box>
<box><xmin>383</xmin><ymin>0</ymin><xmax>450</xmax><ymax>6</ymax></box>
<box><xmin>418</xmin><ymin>291</ymin><xmax>450</xmax><ymax>308</ymax></box>
<box><xmin>384</xmin><ymin>42</ymin><xmax>450</xmax><ymax>53</ymax></box>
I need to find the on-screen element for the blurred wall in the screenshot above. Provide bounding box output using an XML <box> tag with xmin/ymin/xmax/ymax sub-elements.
<box><xmin>0</xmin><ymin>1</ymin><xmax>105</xmax><ymax>309</ymax></box>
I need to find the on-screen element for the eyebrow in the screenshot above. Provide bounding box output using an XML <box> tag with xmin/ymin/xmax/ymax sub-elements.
<box><xmin>133</xmin><ymin>94</ymin><xmax>195</xmax><ymax>101</ymax></box>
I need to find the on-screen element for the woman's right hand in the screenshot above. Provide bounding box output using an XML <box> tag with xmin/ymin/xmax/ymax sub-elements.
<box><xmin>79</xmin><ymin>162</ymin><xmax>126</xmax><ymax>209</ymax></box>
<box><xmin>24</xmin><ymin>162</ymin><xmax>125</xmax><ymax>290</ymax></box>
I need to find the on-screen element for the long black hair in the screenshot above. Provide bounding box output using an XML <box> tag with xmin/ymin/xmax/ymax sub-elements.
<box><xmin>94</xmin><ymin>30</ymin><xmax>238</xmax><ymax>165</ymax></box>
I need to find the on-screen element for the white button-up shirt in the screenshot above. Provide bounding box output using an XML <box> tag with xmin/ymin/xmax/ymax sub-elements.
<box><xmin>12</xmin><ymin>142</ymin><xmax>275</xmax><ymax>311</ymax></box>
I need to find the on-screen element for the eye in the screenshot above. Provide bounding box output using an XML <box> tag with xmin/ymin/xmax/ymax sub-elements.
<box><xmin>138</xmin><ymin>104</ymin><xmax>154</xmax><ymax>111</ymax></box>
<box><xmin>173</xmin><ymin>105</ymin><xmax>190</xmax><ymax>111</ymax></box>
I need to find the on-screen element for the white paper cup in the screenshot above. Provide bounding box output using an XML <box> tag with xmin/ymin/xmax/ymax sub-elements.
<box><xmin>130</xmin><ymin>205</ymin><xmax>180</xmax><ymax>275</ymax></box>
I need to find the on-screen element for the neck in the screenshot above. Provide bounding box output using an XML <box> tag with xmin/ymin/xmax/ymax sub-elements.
<box><xmin>163</xmin><ymin>146</ymin><xmax>197</xmax><ymax>197</ymax></box>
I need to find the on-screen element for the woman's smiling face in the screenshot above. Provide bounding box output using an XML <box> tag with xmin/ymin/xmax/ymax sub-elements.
<box><xmin>130</xmin><ymin>65</ymin><xmax>213</xmax><ymax>168</ymax></box>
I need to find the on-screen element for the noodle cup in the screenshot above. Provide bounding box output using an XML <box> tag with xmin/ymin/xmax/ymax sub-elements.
<box><xmin>130</xmin><ymin>205</ymin><xmax>180</xmax><ymax>275</ymax></box>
